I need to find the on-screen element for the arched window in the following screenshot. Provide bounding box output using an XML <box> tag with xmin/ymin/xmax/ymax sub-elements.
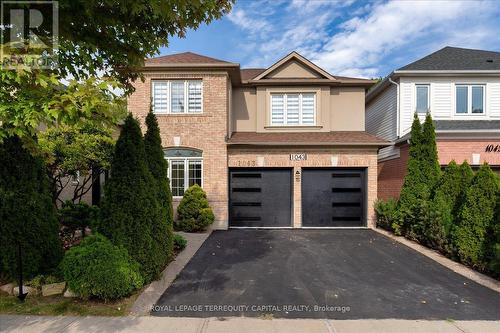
<box><xmin>164</xmin><ymin>148</ymin><xmax>203</xmax><ymax>197</ymax></box>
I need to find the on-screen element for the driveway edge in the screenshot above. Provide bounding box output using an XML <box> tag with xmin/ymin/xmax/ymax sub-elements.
<box><xmin>130</xmin><ymin>231</ymin><xmax>212</xmax><ymax>316</ymax></box>
<box><xmin>372</xmin><ymin>228</ymin><xmax>500</xmax><ymax>293</ymax></box>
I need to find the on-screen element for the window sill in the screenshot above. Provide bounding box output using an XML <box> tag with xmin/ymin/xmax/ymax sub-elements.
<box><xmin>153</xmin><ymin>113</ymin><xmax>207</xmax><ymax>117</ymax></box>
<box><xmin>264</xmin><ymin>125</ymin><xmax>323</xmax><ymax>130</ymax></box>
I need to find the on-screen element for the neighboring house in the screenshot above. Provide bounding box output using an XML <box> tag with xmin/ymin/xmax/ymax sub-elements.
<box><xmin>366</xmin><ymin>46</ymin><xmax>500</xmax><ymax>200</ymax></box>
<box><xmin>128</xmin><ymin>51</ymin><xmax>387</xmax><ymax>229</ymax></box>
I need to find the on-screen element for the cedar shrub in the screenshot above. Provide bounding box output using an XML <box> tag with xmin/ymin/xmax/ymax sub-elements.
<box><xmin>0</xmin><ymin>136</ymin><xmax>62</xmax><ymax>279</ymax></box>
<box><xmin>144</xmin><ymin>110</ymin><xmax>174</xmax><ymax>264</ymax></box>
<box><xmin>98</xmin><ymin>114</ymin><xmax>164</xmax><ymax>282</ymax></box>
<box><xmin>454</xmin><ymin>163</ymin><xmax>498</xmax><ymax>269</ymax></box>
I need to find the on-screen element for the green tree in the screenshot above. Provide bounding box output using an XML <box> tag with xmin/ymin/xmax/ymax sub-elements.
<box><xmin>2</xmin><ymin>1</ymin><xmax>233</xmax><ymax>93</ymax></box>
<box><xmin>98</xmin><ymin>114</ymin><xmax>163</xmax><ymax>282</ymax></box>
<box><xmin>0</xmin><ymin>72</ymin><xmax>125</xmax><ymax>143</ymax></box>
<box><xmin>0</xmin><ymin>136</ymin><xmax>62</xmax><ymax>279</ymax></box>
<box><xmin>177</xmin><ymin>184</ymin><xmax>215</xmax><ymax>232</ymax></box>
<box><xmin>144</xmin><ymin>110</ymin><xmax>173</xmax><ymax>263</ymax></box>
<box><xmin>454</xmin><ymin>163</ymin><xmax>498</xmax><ymax>269</ymax></box>
<box><xmin>421</xmin><ymin>113</ymin><xmax>441</xmax><ymax>189</ymax></box>
<box><xmin>39</xmin><ymin>121</ymin><xmax>121</xmax><ymax>205</ymax></box>
<box><xmin>426</xmin><ymin>161</ymin><xmax>473</xmax><ymax>254</ymax></box>
<box><xmin>397</xmin><ymin>114</ymin><xmax>428</xmax><ymax>236</ymax></box>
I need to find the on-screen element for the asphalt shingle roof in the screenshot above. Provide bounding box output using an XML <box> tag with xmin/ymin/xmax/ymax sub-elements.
<box><xmin>434</xmin><ymin>120</ymin><xmax>500</xmax><ymax>131</ymax></box>
<box><xmin>145</xmin><ymin>52</ymin><xmax>232</xmax><ymax>65</ymax></box>
<box><xmin>227</xmin><ymin>132</ymin><xmax>388</xmax><ymax>146</ymax></box>
<box><xmin>398</xmin><ymin>46</ymin><xmax>500</xmax><ymax>71</ymax></box>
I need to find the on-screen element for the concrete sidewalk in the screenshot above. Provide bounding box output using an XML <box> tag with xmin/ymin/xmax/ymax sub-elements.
<box><xmin>1</xmin><ymin>315</ymin><xmax>499</xmax><ymax>333</ymax></box>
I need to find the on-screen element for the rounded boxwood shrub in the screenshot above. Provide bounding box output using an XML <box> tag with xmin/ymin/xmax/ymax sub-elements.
<box><xmin>173</xmin><ymin>234</ymin><xmax>187</xmax><ymax>252</ymax></box>
<box><xmin>176</xmin><ymin>184</ymin><xmax>214</xmax><ymax>232</ymax></box>
<box><xmin>61</xmin><ymin>233</ymin><xmax>143</xmax><ymax>300</ymax></box>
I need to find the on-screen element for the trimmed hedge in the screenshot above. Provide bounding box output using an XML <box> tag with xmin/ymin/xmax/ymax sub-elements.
<box><xmin>0</xmin><ymin>136</ymin><xmax>62</xmax><ymax>279</ymax></box>
<box><xmin>176</xmin><ymin>184</ymin><xmax>214</xmax><ymax>232</ymax></box>
<box><xmin>61</xmin><ymin>234</ymin><xmax>143</xmax><ymax>300</ymax></box>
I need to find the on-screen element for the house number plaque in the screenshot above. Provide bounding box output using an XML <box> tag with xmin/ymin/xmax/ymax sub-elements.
<box><xmin>290</xmin><ymin>153</ymin><xmax>307</xmax><ymax>161</ymax></box>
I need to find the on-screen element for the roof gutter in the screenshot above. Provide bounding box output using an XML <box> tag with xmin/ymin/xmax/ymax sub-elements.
<box><xmin>388</xmin><ymin>76</ymin><xmax>400</xmax><ymax>138</ymax></box>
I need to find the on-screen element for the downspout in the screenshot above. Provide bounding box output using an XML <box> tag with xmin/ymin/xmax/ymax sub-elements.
<box><xmin>388</xmin><ymin>76</ymin><xmax>400</xmax><ymax>139</ymax></box>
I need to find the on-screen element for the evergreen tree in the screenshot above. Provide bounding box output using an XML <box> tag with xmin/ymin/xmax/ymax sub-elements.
<box><xmin>421</xmin><ymin>113</ymin><xmax>441</xmax><ymax>189</ymax></box>
<box><xmin>397</xmin><ymin>113</ymin><xmax>429</xmax><ymax>236</ymax></box>
<box><xmin>144</xmin><ymin>110</ymin><xmax>174</xmax><ymax>263</ymax></box>
<box><xmin>454</xmin><ymin>163</ymin><xmax>498</xmax><ymax>269</ymax></box>
<box><xmin>99</xmin><ymin>114</ymin><xmax>163</xmax><ymax>282</ymax></box>
<box><xmin>426</xmin><ymin>161</ymin><xmax>472</xmax><ymax>254</ymax></box>
<box><xmin>0</xmin><ymin>136</ymin><xmax>62</xmax><ymax>279</ymax></box>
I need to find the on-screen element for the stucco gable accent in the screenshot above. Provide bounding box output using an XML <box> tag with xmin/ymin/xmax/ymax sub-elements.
<box><xmin>253</xmin><ymin>51</ymin><xmax>335</xmax><ymax>81</ymax></box>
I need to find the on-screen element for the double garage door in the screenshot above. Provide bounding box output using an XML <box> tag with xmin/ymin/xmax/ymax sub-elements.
<box><xmin>229</xmin><ymin>168</ymin><xmax>366</xmax><ymax>228</ymax></box>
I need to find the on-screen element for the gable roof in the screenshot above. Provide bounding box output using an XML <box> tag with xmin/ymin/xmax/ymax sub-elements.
<box><xmin>253</xmin><ymin>51</ymin><xmax>336</xmax><ymax>81</ymax></box>
<box><xmin>397</xmin><ymin>46</ymin><xmax>500</xmax><ymax>72</ymax></box>
<box><xmin>240</xmin><ymin>68</ymin><xmax>266</xmax><ymax>81</ymax></box>
<box><xmin>145</xmin><ymin>52</ymin><xmax>235</xmax><ymax>66</ymax></box>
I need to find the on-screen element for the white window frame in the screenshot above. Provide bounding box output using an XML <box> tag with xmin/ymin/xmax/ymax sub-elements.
<box><xmin>152</xmin><ymin>80</ymin><xmax>203</xmax><ymax>114</ymax></box>
<box><xmin>270</xmin><ymin>92</ymin><xmax>316</xmax><ymax>126</ymax></box>
<box><xmin>165</xmin><ymin>157</ymin><xmax>203</xmax><ymax>198</ymax></box>
<box><xmin>415</xmin><ymin>84</ymin><xmax>430</xmax><ymax>113</ymax></box>
<box><xmin>455</xmin><ymin>84</ymin><xmax>486</xmax><ymax>115</ymax></box>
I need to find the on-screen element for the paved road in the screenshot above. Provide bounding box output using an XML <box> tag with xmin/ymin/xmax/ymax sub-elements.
<box><xmin>153</xmin><ymin>229</ymin><xmax>500</xmax><ymax>319</ymax></box>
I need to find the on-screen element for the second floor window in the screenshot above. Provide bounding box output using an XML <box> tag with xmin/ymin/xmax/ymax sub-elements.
<box><xmin>456</xmin><ymin>85</ymin><xmax>484</xmax><ymax>114</ymax></box>
<box><xmin>271</xmin><ymin>93</ymin><xmax>315</xmax><ymax>126</ymax></box>
<box><xmin>415</xmin><ymin>85</ymin><xmax>429</xmax><ymax>113</ymax></box>
<box><xmin>152</xmin><ymin>80</ymin><xmax>202</xmax><ymax>114</ymax></box>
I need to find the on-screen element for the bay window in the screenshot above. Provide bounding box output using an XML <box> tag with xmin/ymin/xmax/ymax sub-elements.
<box><xmin>270</xmin><ymin>93</ymin><xmax>316</xmax><ymax>125</ymax></box>
<box><xmin>152</xmin><ymin>80</ymin><xmax>203</xmax><ymax>114</ymax></box>
<box><xmin>456</xmin><ymin>85</ymin><xmax>485</xmax><ymax>114</ymax></box>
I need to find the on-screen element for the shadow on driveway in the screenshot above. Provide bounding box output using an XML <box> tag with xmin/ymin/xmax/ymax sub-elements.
<box><xmin>153</xmin><ymin>229</ymin><xmax>500</xmax><ymax>320</ymax></box>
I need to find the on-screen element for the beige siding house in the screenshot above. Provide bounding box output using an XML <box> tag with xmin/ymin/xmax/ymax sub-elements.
<box><xmin>128</xmin><ymin>51</ymin><xmax>387</xmax><ymax>229</ymax></box>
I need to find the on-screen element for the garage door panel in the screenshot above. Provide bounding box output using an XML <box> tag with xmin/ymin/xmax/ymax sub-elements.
<box><xmin>230</xmin><ymin>169</ymin><xmax>291</xmax><ymax>227</ymax></box>
<box><xmin>302</xmin><ymin>168</ymin><xmax>366</xmax><ymax>227</ymax></box>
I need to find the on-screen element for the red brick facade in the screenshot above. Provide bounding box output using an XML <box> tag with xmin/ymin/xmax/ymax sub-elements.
<box><xmin>378</xmin><ymin>138</ymin><xmax>500</xmax><ymax>200</ymax></box>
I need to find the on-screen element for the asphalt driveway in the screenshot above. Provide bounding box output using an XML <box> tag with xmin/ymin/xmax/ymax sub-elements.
<box><xmin>153</xmin><ymin>230</ymin><xmax>500</xmax><ymax>319</ymax></box>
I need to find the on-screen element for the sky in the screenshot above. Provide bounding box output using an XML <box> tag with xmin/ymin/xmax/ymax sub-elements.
<box><xmin>160</xmin><ymin>0</ymin><xmax>500</xmax><ymax>79</ymax></box>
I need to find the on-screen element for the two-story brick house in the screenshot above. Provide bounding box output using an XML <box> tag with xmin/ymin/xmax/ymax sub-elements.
<box><xmin>366</xmin><ymin>47</ymin><xmax>500</xmax><ymax>200</ymax></box>
<box><xmin>128</xmin><ymin>51</ymin><xmax>387</xmax><ymax>229</ymax></box>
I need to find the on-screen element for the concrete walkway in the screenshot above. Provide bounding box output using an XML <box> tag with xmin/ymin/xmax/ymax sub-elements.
<box><xmin>1</xmin><ymin>315</ymin><xmax>499</xmax><ymax>333</ymax></box>
<box><xmin>131</xmin><ymin>231</ymin><xmax>211</xmax><ymax>315</ymax></box>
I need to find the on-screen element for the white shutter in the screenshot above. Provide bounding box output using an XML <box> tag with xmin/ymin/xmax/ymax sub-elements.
<box><xmin>152</xmin><ymin>81</ymin><xmax>168</xmax><ymax>113</ymax></box>
<box><xmin>188</xmin><ymin>81</ymin><xmax>202</xmax><ymax>113</ymax></box>
<box><xmin>301</xmin><ymin>93</ymin><xmax>315</xmax><ymax>125</ymax></box>
<box><xmin>271</xmin><ymin>94</ymin><xmax>285</xmax><ymax>124</ymax></box>
<box><xmin>286</xmin><ymin>94</ymin><xmax>299</xmax><ymax>124</ymax></box>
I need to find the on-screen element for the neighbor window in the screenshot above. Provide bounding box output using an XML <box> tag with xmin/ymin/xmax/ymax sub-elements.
<box><xmin>152</xmin><ymin>80</ymin><xmax>203</xmax><ymax>114</ymax></box>
<box><xmin>270</xmin><ymin>93</ymin><xmax>315</xmax><ymax>125</ymax></box>
<box><xmin>415</xmin><ymin>85</ymin><xmax>429</xmax><ymax>113</ymax></box>
<box><xmin>164</xmin><ymin>148</ymin><xmax>203</xmax><ymax>197</ymax></box>
<box><xmin>455</xmin><ymin>85</ymin><xmax>485</xmax><ymax>114</ymax></box>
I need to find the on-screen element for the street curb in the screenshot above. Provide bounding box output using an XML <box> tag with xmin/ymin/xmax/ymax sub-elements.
<box><xmin>130</xmin><ymin>231</ymin><xmax>212</xmax><ymax>315</ymax></box>
<box><xmin>373</xmin><ymin>228</ymin><xmax>500</xmax><ymax>293</ymax></box>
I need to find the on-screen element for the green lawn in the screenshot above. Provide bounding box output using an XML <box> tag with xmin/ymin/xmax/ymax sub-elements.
<box><xmin>0</xmin><ymin>292</ymin><xmax>139</xmax><ymax>316</ymax></box>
